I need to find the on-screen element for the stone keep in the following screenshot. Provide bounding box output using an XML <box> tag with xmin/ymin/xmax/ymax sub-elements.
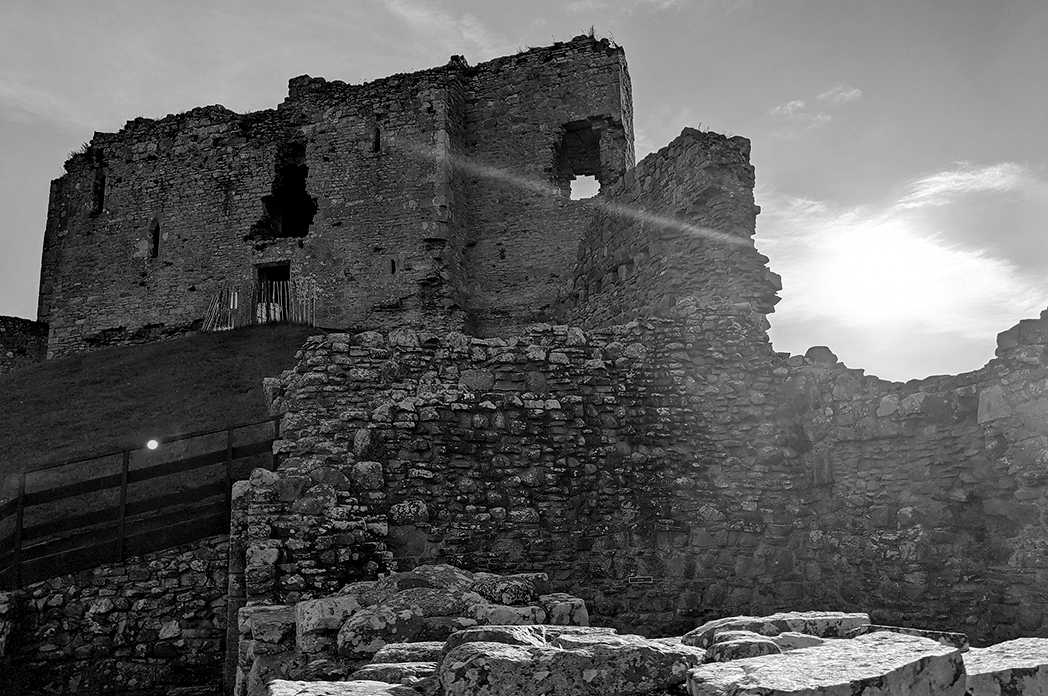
<box><xmin>37</xmin><ymin>35</ymin><xmax>651</xmax><ymax>357</ymax></box>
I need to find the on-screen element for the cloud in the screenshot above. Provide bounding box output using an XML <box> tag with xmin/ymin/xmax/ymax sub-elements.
<box><xmin>567</xmin><ymin>0</ymin><xmax>750</xmax><ymax>14</ymax></box>
<box><xmin>896</xmin><ymin>162</ymin><xmax>1035</xmax><ymax>209</ymax></box>
<box><xmin>378</xmin><ymin>0</ymin><xmax>510</xmax><ymax>59</ymax></box>
<box><xmin>769</xmin><ymin>100</ymin><xmax>806</xmax><ymax>117</ymax></box>
<box><xmin>757</xmin><ymin>186</ymin><xmax>1048</xmax><ymax>379</ymax></box>
<box><xmin>817</xmin><ymin>85</ymin><xmax>862</xmax><ymax>106</ymax></box>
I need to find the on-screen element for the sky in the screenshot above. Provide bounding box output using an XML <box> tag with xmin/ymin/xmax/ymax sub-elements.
<box><xmin>1</xmin><ymin>0</ymin><xmax>1046</xmax><ymax>382</ymax></box>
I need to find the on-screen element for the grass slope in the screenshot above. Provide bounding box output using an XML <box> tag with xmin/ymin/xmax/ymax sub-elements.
<box><xmin>0</xmin><ymin>324</ymin><xmax>316</xmax><ymax>475</ymax></box>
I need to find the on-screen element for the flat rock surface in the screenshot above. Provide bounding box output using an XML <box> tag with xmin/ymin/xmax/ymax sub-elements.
<box><xmin>268</xmin><ymin>679</ymin><xmax>419</xmax><ymax>695</ymax></box>
<box><xmin>687</xmin><ymin>632</ymin><xmax>965</xmax><ymax>696</ymax></box>
<box><xmin>963</xmin><ymin>638</ymin><xmax>1048</xmax><ymax>696</ymax></box>
<box><xmin>683</xmin><ymin>611</ymin><xmax>870</xmax><ymax>649</ymax></box>
<box><xmin>441</xmin><ymin>633</ymin><xmax>707</xmax><ymax>696</ymax></box>
<box><xmin>350</xmin><ymin>661</ymin><xmax>436</xmax><ymax>683</ymax></box>
<box><xmin>845</xmin><ymin>624</ymin><xmax>970</xmax><ymax>651</ymax></box>
<box><xmin>372</xmin><ymin>641</ymin><xmax>445</xmax><ymax>664</ymax></box>
<box><xmin>440</xmin><ymin>624</ymin><xmax>619</xmax><ymax>660</ymax></box>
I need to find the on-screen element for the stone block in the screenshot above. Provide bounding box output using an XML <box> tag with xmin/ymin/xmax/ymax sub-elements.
<box><xmin>687</xmin><ymin>632</ymin><xmax>965</xmax><ymax>696</ymax></box>
<box><xmin>268</xmin><ymin>680</ymin><xmax>419</xmax><ymax>695</ymax></box>
<box><xmin>337</xmin><ymin>606</ymin><xmax>425</xmax><ymax>659</ymax></box>
<box><xmin>440</xmin><ymin>632</ymin><xmax>706</xmax><ymax>695</ymax></box>
<box><xmin>963</xmin><ymin>637</ymin><xmax>1048</xmax><ymax>696</ymax></box>
<box><xmin>467</xmin><ymin>603</ymin><xmax>546</xmax><ymax>625</ymax></box>
<box><xmin>296</xmin><ymin>596</ymin><xmax>362</xmax><ymax>652</ymax></box>
<box><xmin>844</xmin><ymin>624</ymin><xmax>969</xmax><ymax>652</ymax></box>
<box><xmin>349</xmin><ymin>661</ymin><xmax>437</xmax><ymax>683</ymax></box>
<box><xmin>681</xmin><ymin>611</ymin><xmax>870</xmax><ymax>649</ymax></box>
<box><xmin>538</xmin><ymin>593</ymin><xmax>589</xmax><ymax>626</ymax></box>
<box><xmin>372</xmin><ymin>641</ymin><xmax>445</xmax><ymax>664</ymax></box>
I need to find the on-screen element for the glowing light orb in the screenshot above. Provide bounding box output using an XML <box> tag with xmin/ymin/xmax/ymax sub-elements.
<box><xmin>146</xmin><ymin>439</ymin><xmax>159</xmax><ymax>450</ymax></box>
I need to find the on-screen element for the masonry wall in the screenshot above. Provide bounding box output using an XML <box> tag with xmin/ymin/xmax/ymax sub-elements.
<box><xmin>561</xmin><ymin>128</ymin><xmax>779</xmax><ymax>328</ymax></box>
<box><xmin>1</xmin><ymin>535</ymin><xmax>229</xmax><ymax>696</ymax></box>
<box><xmin>38</xmin><ymin>35</ymin><xmax>633</xmax><ymax>358</ymax></box>
<box><xmin>463</xmin><ymin>37</ymin><xmax>634</xmax><ymax>336</ymax></box>
<box><xmin>0</xmin><ymin>316</ymin><xmax>47</xmax><ymax>374</ymax></box>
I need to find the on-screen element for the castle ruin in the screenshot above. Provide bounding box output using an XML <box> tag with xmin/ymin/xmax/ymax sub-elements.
<box><xmin>1</xmin><ymin>34</ymin><xmax>1047</xmax><ymax>696</ymax></box>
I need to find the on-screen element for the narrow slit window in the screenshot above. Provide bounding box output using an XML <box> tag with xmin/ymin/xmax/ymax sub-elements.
<box><xmin>390</xmin><ymin>258</ymin><xmax>397</xmax><ymax>275</ymax></box>
<box><xmin>370</xmin><ymin>126</ymin><xmax>381</xmax><ymax>153</ymax></box>
<box><xmin>149</xmin><ymin>218</ymin><xmax>161</xmax><ymax>258</ymax></box>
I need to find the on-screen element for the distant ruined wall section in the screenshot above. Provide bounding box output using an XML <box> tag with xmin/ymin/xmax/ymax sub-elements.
<box><xmin>561</xmin><ymin>128</ymin><xmax>779</xmax><ymax>329</ymax></box>
<box><xmin>0</xmin><ymin>316</ymin><xmax>47</xmax><ymax>374</ymax></box>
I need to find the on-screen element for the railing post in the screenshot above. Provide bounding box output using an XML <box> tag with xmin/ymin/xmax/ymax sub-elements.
<box><xmin>12</xmin><ymin>472</ymin><xmax>25</xmax><ymax>589</ymax></box>
<box><xmin>118</xmin><ymin>450</ymin><xmax>130</xmax><ymax>562</ymax></box>
<box><xmin>226</xmin><ymin>428</ymin><xmax>234</xmax><ymax>505</ymax></box>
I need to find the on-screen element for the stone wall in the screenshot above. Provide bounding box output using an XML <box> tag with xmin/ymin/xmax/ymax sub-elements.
<box><xmin>251</xmin><ymin>302</ymin><xmax>1048</xmax><ymax>646</ymax></box>
<box><xmin>2</xmin><ymin>535</ymin><xmax>229</xmax><ymax>695</ymax></box>
<box><xmin>38</xmin><ymin>35</ymin><xmax>633</xmax><ymax>358</ymax></box>
<box><xmin>462</xmin><ymin>37</ymin><xmax>633</xmax><ymax>336</ymax></box>
<box><xmin>561</xmin><ymin>128</ymin><xmax>780</xmax><ymax>328</ymax></box>
<box><xmin>0</xmin><ymin>316</ymin><xmax>47</xmax><ymax>374</ymax></box>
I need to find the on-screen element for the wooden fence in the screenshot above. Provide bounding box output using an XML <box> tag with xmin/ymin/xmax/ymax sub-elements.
<box><xmin>0</xmin><ymin>417</ymin><xmax>280</xmax><ymax>590</ymax></box>
<box><xmin>202</xmin><ymin>280</ymin><xmax>318</xmax><ymax>332</ymax></box>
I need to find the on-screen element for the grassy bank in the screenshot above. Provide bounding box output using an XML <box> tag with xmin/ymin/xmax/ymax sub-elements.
<box><xmin>0</xmin><ymin>324</ymin><xmax>317</xmax><ymax>474</ymax></box>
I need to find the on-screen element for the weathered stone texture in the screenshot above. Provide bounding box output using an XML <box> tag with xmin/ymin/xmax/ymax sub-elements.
<box><xmin>1</xmin><ymin>535</ymin><xmax>229</xmax><ymax>696</ymax></box>
<box><xmin>39</xmin><ymin>35</ymin><xmax>633</xmax><ymax>357</ymax></box>
<box><xmin>963</xmin><ymin>638</ymin><xmax>1048</xmax><ymax>696</ymax></box>
<box><xmin>687</xmin><ymin>632</ymin><xmax>967</xmax><ymax>696</ymax></box>
<box><xmin>0</xmin><ymin>315</ymin><xmax>47</xmax><ymax>374</ymax></box>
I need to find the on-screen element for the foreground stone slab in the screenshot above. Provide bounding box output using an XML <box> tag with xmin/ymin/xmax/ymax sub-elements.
<box><xmin>440</xmin><ymin>624</ymin><xmax>619</xmax><ymax>660</ymax></box>
<box><xmin>687</xmin><ymin>632</ymin><xmax>965</xmax><ymax>696</ymax></box>
<box><xmin>269</xmin><ymin>680</ymin><xmax>419</xmax><ymax>696</ymax></box>
<box><xmin>372</xmin><ymin>641</ymin><xmax>445</xmax><ymax>664</ymax></box>
<box><xmin>845</xmin><ymin>623</ymin><xmax>970</xmax><ymax>651</ymax></box>
<box><xmin>682</xmin><ymin>611</ymin><xmax>870</xmax><ymax>649</ymax></box>
<box><xmin>441</xmin><ymin>633</ymin><xmax>708</xmax><ymax>695</ymax></box>
<box><xmin>963</xmin><ymin>637</ymin><xmax>1048</xmax><ymax>696</ymax></box>
<box><xmin>350</xmin><ymin>661</ymin><xmax>436</xmax><ymax>683</ymax></box>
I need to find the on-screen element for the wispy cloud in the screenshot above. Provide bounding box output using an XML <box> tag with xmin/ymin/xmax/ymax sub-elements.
<box><xmin>769</xmin><ymin>100</ymin><xmax>806</xmax><ymax>117</ymax></box>
<box><xmin>378</xmin><ymin>0</ymin><xmax>510</xmax><ymax>59</ymax></box>
<box><xmin>768</xmin><ymin>83</ymin><xmax>862</xmax><ymax>137</ymax></box>
<box><xmin>817</xmin><ymin>85</ymin><xmax>862</xmax><ymax>106</ymax></box>
<box><xmin>896</xmin><ymin>162</ymin><xmax>1035</xmax><ymax>209</ymax></box>
<box><xmin>567</xmin><ymin>0</ymin><xmax>750</xmax><ymax>14</ymax></box>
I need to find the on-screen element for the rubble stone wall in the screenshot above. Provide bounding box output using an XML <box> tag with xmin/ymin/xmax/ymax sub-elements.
<box><xmin>254</xmin><ymin>307</ymin><xmax>1048</xmax><ymax>646</ymax></box>
<box><xmin>0</xmin><ymin>316</ymin><xmax>47</xmax><ymax>374</ymax></box>
<box><xmin>2</xmin><ymin>535</ymin><xmax>229</xmax><ymax>696</ymax></box>
<box><xmin>561</xmin><ymin>129</ymin><xmax>779</xmax><ymax>328</ymax></box>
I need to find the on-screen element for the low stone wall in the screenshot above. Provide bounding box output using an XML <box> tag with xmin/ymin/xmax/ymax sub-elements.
<box><xmin>0</xmin><ymin>316</ymin><xmax>47</xmax><ymax>374</ymax></box>
<box><xmin>2</xmin><ymin>535</ymin><xmax>230</xmax><ymax>696</ymax></box>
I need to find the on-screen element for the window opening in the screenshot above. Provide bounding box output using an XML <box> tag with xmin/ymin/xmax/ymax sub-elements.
<box><xmin>244</xmin><ymin>141</ymin><xmax>317</xmax><ymax>242</ymax></box>
<box><xmin>89</xmin><ymin>149</ymin><xmax>107</xmax><ymax>216</ymax></box>
<box><xmin>148</xmin><ymin>218</ymin><xmax>161</xmax><ymax>258</ymax></box>
<box><xmin>370</xmin><ymin>125</ymin><xmax>381</xmax><ymax>153</ymax></box>
<box><xmin>570</xmin><ymin>175</ymin><xmax>600</xmax><ymax>200</ymax></box>
<box><xmin>554</xmin><ymin>120</ymin><xmax>602</xmax><ymax>198</ymax></box>
<box><xmin>390</xmin><ymin>258</ymin><xmax>397</xmax><ymax>275</ymax></box>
